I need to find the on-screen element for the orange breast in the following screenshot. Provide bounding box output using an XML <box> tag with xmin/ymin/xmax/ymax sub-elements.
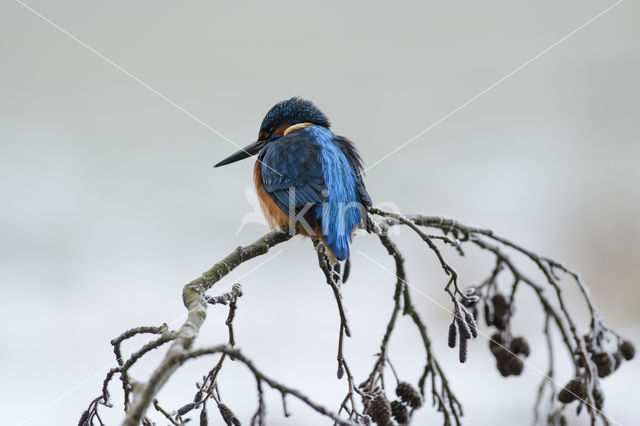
<box><xmin>254</xmin><ymin>161</ymin><xmax>290</xmax><ymax>229</ymax></box>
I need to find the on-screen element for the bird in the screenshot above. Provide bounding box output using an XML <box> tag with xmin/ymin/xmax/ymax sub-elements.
<box><xmin>215</xmin><ymin>97</ymin><xmax>372</xmax><ymax>262</ymax></box>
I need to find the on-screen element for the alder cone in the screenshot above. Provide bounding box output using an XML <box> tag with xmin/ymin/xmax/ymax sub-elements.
<box><xmin>558</xmin><ymin>378</ymin><xmax>586</xmax><ymax>403</ymax></box>
<box><xmin>368</xmin><ymin>396</ymin><xmax>392</xmax><ymax>425</ymax></box>
<box><xmin>390</xmin><ymin>400</ymin><xmax>409</xmax><ymax>424</ymax></box>
<box><xmin>396</xmin><ymin>382</ymin><xmax>422</xmax><ymax>408</ymax></box>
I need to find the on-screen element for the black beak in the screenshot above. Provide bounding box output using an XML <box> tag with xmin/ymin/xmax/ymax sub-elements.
<box><xmin>214</xmin><ymin>140</ymin><xmax>266</xmax><ymax>167</ymax></box>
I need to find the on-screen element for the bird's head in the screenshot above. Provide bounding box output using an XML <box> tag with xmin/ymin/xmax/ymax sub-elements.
<box><xmin>214</xmin><ymin>97</ymin><xmax>330</xmax><ymax>167</ymax></box>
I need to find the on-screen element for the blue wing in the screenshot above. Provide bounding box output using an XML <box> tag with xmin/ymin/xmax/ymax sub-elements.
<box><xmin>260</xmin><ymin>126</ymin><xmax>370</xmax><ymax>260</ymax></box>
<box><xmin>259</xmin><ymin>134</ymin><xmax>326</xmax><ymax>218</ymax></box>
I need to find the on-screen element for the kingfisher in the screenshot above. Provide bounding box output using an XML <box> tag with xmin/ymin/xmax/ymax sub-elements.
<box><xmin>214</xmin><ymin>97</ymin><xmax>372</xmax><ymax>261</ymax></box>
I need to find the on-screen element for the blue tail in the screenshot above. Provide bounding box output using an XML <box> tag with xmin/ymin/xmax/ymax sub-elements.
<box><xmin>307</xmin><ymin>127</ymin><xmax>364</xmax><ymax>260</ymax></box>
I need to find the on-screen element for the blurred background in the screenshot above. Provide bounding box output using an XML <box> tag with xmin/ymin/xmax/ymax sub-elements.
<box><xmin>1</xmin><ymin>1</ymin><xmax>638</xmax><ymax>424</ymax></box>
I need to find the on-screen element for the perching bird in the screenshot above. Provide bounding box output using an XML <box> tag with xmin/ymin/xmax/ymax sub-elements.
<box><xmin>215</xmin><ymin>97</ymin><xmax>372</xmax><ymax>261</ymax></box>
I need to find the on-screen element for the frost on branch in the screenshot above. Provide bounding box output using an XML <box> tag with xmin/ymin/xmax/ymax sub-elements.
<box><xmin>79</xmin><ymin>207</ymin><xmax>634</xmax><ymax>426</ymax></box>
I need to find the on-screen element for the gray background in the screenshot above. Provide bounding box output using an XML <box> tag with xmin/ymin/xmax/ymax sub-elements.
<box><xmin>1</xmin><ymin>1</ymin><xmax>638</xmax><ymax>425</ymax></box>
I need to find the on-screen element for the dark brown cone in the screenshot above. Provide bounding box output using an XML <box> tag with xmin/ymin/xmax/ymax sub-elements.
<box><xmin>496</xmin><ymin>359</ymin><xmax>510</xmax><ymax>377</ymax></box>
<box><xmin>395</xmin><ymin>382</ymin><xmax>423</xmax><ymax>408</ymax></box>
<box><xmin>620</xmin><ymin>340</ymin><xmax>635</xmax><ymax>361</ymax></box>
<box><xmin>510</xmin><ymin>336</ymin><xmax>530</xmax><ymax>357</ymax></box>
<box><xmin>491</xmin><ymin>294</ymin><xmax>508</xmax><ymax>318</ymax></box>
<box><xmin>508</xmin><ymin>355</ymin><xmax>524</xmax><ymax>376</ymax></box>
<box><xmin>558</xmin><ymin>378</ymin><xmax>586</xmax><ymax>403</ymax></box>
<box><xmin>593</xmin><ymin>352</ymin><xmax>613</xmax><ymax>378</ymax></box>
<box><xmin>390</xmin><ymin>400</ymin><xmax>409</xmax><ymax>424</ymax></box>
<box><xmin>496</xmin><ymin>354</ymin><xmax>524</xmax><ymax>377</ymax></box>
<box><xmin>368</xmin><ymin>396</ymin><xmax>392</xmax><ymax>425</ymax></box>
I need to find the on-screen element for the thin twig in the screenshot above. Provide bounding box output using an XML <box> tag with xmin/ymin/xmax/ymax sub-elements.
<box><xmin>123</xmin><ymin>228</ymin><xmax>293</xmax><ymax>426</ymax></box>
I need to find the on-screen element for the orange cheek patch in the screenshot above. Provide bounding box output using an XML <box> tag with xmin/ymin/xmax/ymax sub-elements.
<box><xmin>254</xmin><ymin>162</ymin><xmax>289</xmax><ymax>229</ymax></box>
<box><xmin>273</xmin><ymin>122</ymin><xmax>291</xmax><ymax>136</ymax></box>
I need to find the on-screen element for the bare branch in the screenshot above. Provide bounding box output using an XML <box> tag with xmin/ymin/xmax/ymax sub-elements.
<box><xmin>77</xmin><ymin>209</ymin><xmax>635</xmax><ymax>426</ymax></box>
